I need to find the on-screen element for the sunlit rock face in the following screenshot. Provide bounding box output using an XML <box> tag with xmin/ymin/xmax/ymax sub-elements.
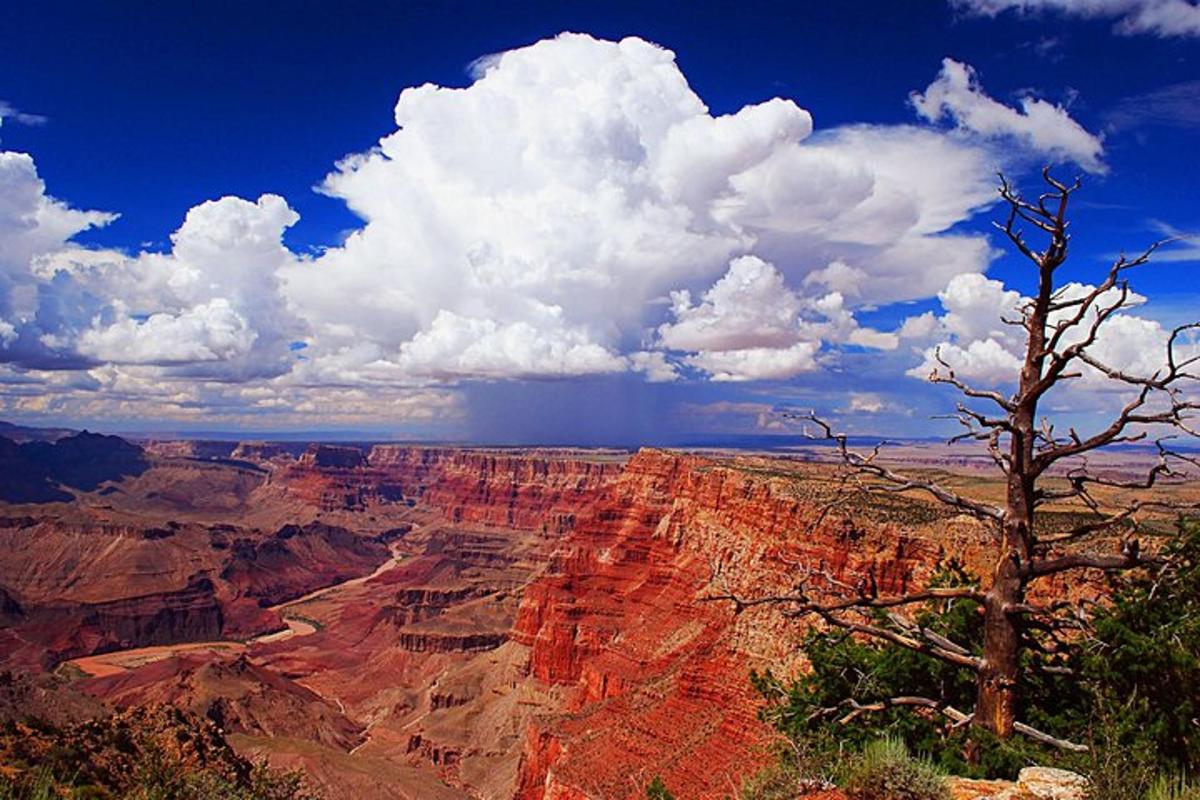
<box><xmin>511</xmin><ymin>449</ymin><xmax>969</xmax><ymax>800</ymax></box>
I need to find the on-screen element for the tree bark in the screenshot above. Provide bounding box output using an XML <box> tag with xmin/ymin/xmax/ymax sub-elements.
<box><xmin>973</xmin><ymin>260</ymin><xmax>1047</xmax><ymax>738</ymax></box>
<box><xmin>975</xmin><ymin>548</ymin><xmax>1023</xmax><ymax>736</ymax></box>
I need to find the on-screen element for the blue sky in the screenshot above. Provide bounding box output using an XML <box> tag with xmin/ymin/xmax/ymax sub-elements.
<box><xmin>0</xmin><ymin>1</ymin><xmax>1197</xmax><ymax>443</ymax></box>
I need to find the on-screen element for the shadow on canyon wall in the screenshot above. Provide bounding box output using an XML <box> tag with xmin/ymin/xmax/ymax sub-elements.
<box><xmin>0</xmin><ymin>431</ymin><xmax>149</xmax><ymax>503</ymax></box>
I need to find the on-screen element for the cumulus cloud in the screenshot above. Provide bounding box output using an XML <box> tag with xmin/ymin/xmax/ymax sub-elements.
<box><xmin>685</xmin><ymin>342</ymin><xmax>820</xmax><ymax>382</ymax></box>
<box><xmin>79</xmin><ymin>299</ymin><xmax>258</xmax><ymax>365</ymax></box>
<box><xmin>906</xmin><ymin>272</ymin><xmax>1195</xmax><ymax>389</ymax></box>
<box><xmin>394</xmin><ymin>310</ymin><xmax>625</xmax><ymax>379</ymax></box>
<box><xmin>657</xmin><ymin>256</ymin><xmax>802</xmax><ymax>352</ymax></box>
<box><xmin>953</xmin><ymin>0</ymin><xmax>1200</xmax><ymax>38</ymax></box>
<box><xmin>840</xmin><ymin>392</ymin><xmax>913</xmax><ymax>416</ymax></box>
<box><xmin>911</xmin><ymin>58</ymin><xmax>1106</xmax><ymax>173</ymax></box>
<box><xmin>653</xmin><ymin>255</ymin><xmax>897</xmax><ymax>380</ymax></box>
<box><xmin>49</xmin><ymin>193</ymin><xmax>302</xmax><ymax>380</ymax></box>
<box><xmin>0</xmin><ymin>152</ymin><xmax>117</xmax><ymax>367</ymax></box>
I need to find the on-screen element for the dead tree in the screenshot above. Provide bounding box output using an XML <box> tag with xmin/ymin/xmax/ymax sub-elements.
<box><xmin>713</xmin><ymin>171</ymin><xmax>1200</xmax><ymax>751</ymax></box>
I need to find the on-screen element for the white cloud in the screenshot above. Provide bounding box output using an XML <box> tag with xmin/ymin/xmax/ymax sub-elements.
<box><xmin>0</xmin><ymin>152</ymin><xmax>117</xmax><ymax>367</ymax></box>
<box><xmin>841</xmin><ymin>392</ymin><xmax>912</xmax><ymax>416</ymax></box>
<box><xmin>953</xmin><ymin>0</ymin><xmax>1200</xmax><ymax>38</ymax></box>
<box><xmin>912</xmin><ymin>337</ymin><xmax>1025</xmax><ymax>384</ymax></box>
<box><xmin>800</xmin><ymin>291</ymin><xmax>899</xmax><ymax>351</ymax></box>
<box><xmin>936</xmin><ymin>272</ymin><xmax>1026</xmax><ymax>346</ymax></box>
<box><xmin>58</xmin><ymin>194</ymin><xmax>303</xmax><ymax>380</ymax></box>
<box><xmin>657</xmin><ymin>256</ymin><xmax>802</xmax><ymax>352</ymax></box>
<box><xmin>908</xmin><ymin>273</ymin><xmax>1197</xmax><ymax>389</ymax></box>
<box><xmin>0</xmin><ymin>33</ymin><xmax>1125</xmax><ymax>427</ymax></box>
<box><xmin>911</xmin><ymin>58</ymin><xmax>1106</xmax><ymax>173</ymax></box>
<box><xmin>685</xmin><ymin>342</ymin><xmax>820</xmax><ymax>382</ymax></box>
<box><xmin>79</xmin><ymin>299</ymin><xmax>258</xmax><ymax>365</ymax></box>
<box><xmin>394</xmin><ymin>309</ymin><xmax>625</xmax><ymax>380</ymax></box>
<box><xmin>653</xmin><ymin>256</ymin><xmax>897</xmax><ymax>381</ymax></box>
<box><xmin>283</xmin><ymin>34</ymin><xmax>1007</xmax><ymax>384</ymax></box>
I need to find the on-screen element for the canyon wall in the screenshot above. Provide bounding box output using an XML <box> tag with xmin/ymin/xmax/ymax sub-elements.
<box><xmin>509</xmin><ymin>449</ymin><xmax>986</xmax><ymax>800</ymax></box>
<box><xmin>277</xmin><ymin>445</ymin><xmax>625</xmax><ymax>532</ymax></box>
<box><xmin>0</xmin><ymin>515</ymin><xmax>393</xmax><ymax>669</ymax></box>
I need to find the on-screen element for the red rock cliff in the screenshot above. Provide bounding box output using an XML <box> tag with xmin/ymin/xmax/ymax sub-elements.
<box><xmin>512</xmin><ymin>449</ymin><xmax>974</xmax><ymax>800</ymax></box>
<box><xmin>277</xmin><ymin>446</ymin><xmax>625</xmax><ymax>529</ymax></box>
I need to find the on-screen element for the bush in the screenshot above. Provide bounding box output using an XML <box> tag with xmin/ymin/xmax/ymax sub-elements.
<box><xmin>1147</xmin><ymin>775</ymin><xmax>1200</xmax><ymax>800</ymax></box>
<box><xmin>739</xmin><ymin>740</ymin><xmax>838</xmax><ymax>800</ymax></box>
<box><xmin>1083</xmin><ymin>693</ymin><xmax>1158</xmax><ymax>800</ymax></box>
<box><xmin>841</xmin><ymin>737</ymin><xmax>949</xmax><ymax>800</ymax></box>
<box><xmin>645</xmin><ymin>776</ymin><xmax>675</xmax><ymax>800</ymax></box>
<box><xmin>0</xmin><ymin>748</ymin><xmax>319</xmax><ymax>800</ymax></box>
<box><xmin>0</xmin><ymin>768</ymin><xmax>58</xmax><ymax>800</ymax></box>
<box><xmin>1081</xmin><ymin>523</ymin><xmax>1200</xmax><ymax>774</ymax></box>
<box><xmin>752</xmin><ymin>561</ymin><xmax>1077</xmax><ymax>778</ymax></box>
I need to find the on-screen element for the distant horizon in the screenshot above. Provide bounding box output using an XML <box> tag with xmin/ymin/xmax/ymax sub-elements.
<box><xmin>7</xmin><ymin>417</ymin><xmax>1198</xmax><ymax>456</ymax></box>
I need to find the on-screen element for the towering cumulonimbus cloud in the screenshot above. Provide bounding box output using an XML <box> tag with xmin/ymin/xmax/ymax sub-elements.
<box><xmin>285</xmin><ymin>34</ymin><xmax>1015</xmax><ymax>383</ymax></box>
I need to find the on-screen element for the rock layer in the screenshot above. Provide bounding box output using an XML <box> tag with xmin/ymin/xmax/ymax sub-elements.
<box><xmin>511</xmin><ymin>450</ymin><xmax>984</xmax><ymax>800</ymax></box>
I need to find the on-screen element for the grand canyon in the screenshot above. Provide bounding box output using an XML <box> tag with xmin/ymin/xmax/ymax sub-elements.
<box><xmin>5</xmin><ymin>423</ymin><xmax>1189</xmax><ymax>799</ymax></box>
<box><xmin>4</xmin><ymin>7</ymin><xmax>1199</xmax><ymax>799</ymax></box>
<box><xmin>0</xmin><ymin>425</ymin><xmax>1018</xmax><ymax>799</ymax></box>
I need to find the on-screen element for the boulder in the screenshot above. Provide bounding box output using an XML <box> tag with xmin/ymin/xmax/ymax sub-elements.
<box><xmin>948</xmin><ymin>766</ymin><xmax>1088</xmax><ymax>800</ymax></box>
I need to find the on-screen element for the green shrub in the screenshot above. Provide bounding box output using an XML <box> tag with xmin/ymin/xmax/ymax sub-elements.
<box><xmin>739</xmin><ymin>759</ymin><xmax>828</xmax><ymax>800</ymax></box>
<box><xmin>1147</xmin><ymin>775</ymin><xmax>1200</xmax><ymax>800</ymax></box>
<box><xmin>841</xmin><ymin>737</ymin><xmax>949</xmax><ymax>800</ymax></box>
<box><xmin>0</xmin><ymin>767</ymin><xmax>58</xmax><ymax>800</ymax></box>
<box><xmin>1083</xmin><ymin>693</ymin><xmax>1158</xmax><ymax>800</ymax></box>
<box><xmin>1081</xmin><ymin>523</ymin><xmax>1200</xmax><ymax>775</ymax></box>
<box><xmin>645</xmin><ymin>776</ymin><xmax>675</xmax><ymax>800</ymax></box>
<box><xmin>739</xmin><ymin>735</ymin><xmax>839</xmax><ymax>799</ymax></box>
<box><xmin>752</xmin><ymin>561</ymin><xmax>1077</xmax><ymax>778</ymax></box>
<box><xmin>0</xmin><ymin>749</ymin><xmax>319</xmax><ymax>800</ymax></box>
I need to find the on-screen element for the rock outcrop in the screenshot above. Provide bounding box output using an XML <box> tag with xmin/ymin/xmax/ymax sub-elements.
<box><xmin>83</xmin><ymin>652</ymin><xmax>365</xmax><ymax>751</ymax></box>
<box><xmin>949</xmin><ymin>768</ymin><xmax>1089</xmax><ymax>800</ymax></box>
<box><xmin>274</xmin><ymin>445</ymin><xmax>625</xmax><ymax>523</ymax></box>
<box><xmin>0</xmin><ymin>574</ymin><xmax>224</xmax><ymax>670</ymax></box>
<box><xmin>219</xmin><ymin>522</ymin><xmax>390</xmax><ymax>607</ymax></box>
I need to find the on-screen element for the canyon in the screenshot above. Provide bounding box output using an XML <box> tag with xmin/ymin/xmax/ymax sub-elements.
<box><xmin>0</xmin><ymin>429</ymin><xmax>1103</xmax><ymax>798</ymax></box>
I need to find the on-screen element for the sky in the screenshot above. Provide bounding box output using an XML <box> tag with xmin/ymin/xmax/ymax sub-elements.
<box><xmin>0</xmin><ymin>0</ymin><xmax>1197</xmax><ymax>444</ymax></box>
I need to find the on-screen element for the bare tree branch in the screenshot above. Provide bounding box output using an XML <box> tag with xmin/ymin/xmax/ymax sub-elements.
<box><xmin>1028</xmin><ymin>539</ymin><xmax>1165</xmax><ymax>578</ymax></box>
<box><xmin>811</xmin><ymin>695</ymin><xmax>1088</xmax><ymax>752</ymax></box>
<box><xmin>790</xmin><ymin>411</ymin><xmax>1005</xmax><ymax>523</ymax></box>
